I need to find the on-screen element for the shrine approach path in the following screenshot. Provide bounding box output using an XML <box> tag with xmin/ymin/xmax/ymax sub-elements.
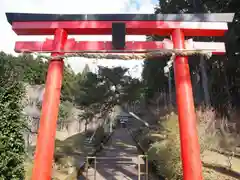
<box><xmin>80</xmin><ymin>127</ymin><xmax>157</xmax><ymax>180</ymax></box>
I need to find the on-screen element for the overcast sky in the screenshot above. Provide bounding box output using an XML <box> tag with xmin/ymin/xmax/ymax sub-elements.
<box><xmin>0</xmin><ymin>0</ymin><xmax>158</xmax><ymax>78</ymax></box>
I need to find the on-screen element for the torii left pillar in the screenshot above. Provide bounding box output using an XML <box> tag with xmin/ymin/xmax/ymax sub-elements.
<box><xmin>31</xmin><ymin>29</ymin><xmax>67</xmax><ymax>180</ymax></box>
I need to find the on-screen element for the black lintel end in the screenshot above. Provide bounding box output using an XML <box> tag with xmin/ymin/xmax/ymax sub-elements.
<box><xmin>112</xmin><ymin>22</ymin><xmax>126</xmax><ymax>50</ymax></box>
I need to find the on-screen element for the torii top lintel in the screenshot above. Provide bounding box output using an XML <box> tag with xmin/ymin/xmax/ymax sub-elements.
<box><xmin>6</xmin><ymin>13</ymin><xmax>234</xmax><ymax>36</ymax></box>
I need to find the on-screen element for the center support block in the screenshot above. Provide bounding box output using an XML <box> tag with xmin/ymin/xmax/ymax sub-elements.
<box><xmin>112</xmin><ymin>22</ymin><xmax>126</xmax><ymax>49</ymax></box>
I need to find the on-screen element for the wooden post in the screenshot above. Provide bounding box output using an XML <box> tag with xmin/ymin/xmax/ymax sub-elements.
<box><xmin>31</xmin><ymin>29</ymin><xmax>67</xmax><ymax>180</ymax></box>
<box><xmin>172</xmin><ymin>29</ymin><xmax>203</xmax><ymax>180</ymax></box>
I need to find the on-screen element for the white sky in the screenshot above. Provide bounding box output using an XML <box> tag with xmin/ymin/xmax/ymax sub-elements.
<box><xmin>0</xmin><ymin>0</ymin><xmax>158</xmax><ymax>78</ymax></box>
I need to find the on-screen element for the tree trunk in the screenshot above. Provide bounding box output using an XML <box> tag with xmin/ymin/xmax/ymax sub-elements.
<box><xmin>85</xmin><ymin>120</ymin><xmax>88</xmax><ymax>132</ymax></box>
<box><xmin>200</xmin><ymin>56</ymin><xmax>210</xmax><ymax>106</ymax></box>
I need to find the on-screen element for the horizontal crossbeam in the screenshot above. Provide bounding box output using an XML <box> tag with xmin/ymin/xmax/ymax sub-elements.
<box><xmin>10</xmin><ymin>21</ymin><xmax>228</xmax><ymax>36</ymax></box>
<box><xmin>6</xmin><ymin>13</ymin><xmax>234</xmax><ymax>24</ymax></box>
<box><xmin>15</xmin><ymin>40</ymin><xmax>226</xmax><ymax>55</ymax></box>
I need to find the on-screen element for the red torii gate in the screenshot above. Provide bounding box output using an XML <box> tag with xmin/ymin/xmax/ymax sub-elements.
<box><xmin>6</xmin><ymin>13</ymin><xmax>234</xmax><ymax>180</ymax></box>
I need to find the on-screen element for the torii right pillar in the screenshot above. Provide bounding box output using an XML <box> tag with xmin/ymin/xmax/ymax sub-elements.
<box><xmin>172</xmin><ymin>29</ymin><xmax>203</xmax><ymax>179</ymax></box>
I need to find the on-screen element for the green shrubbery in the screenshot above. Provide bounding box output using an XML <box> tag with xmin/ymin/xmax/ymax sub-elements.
<box><xmin>147</xmin><ymin>113</ymin><xmax>182</xmax><ymax>179</ymax></box>
<box><xmin>0</xmin><ymin>57</ymin><xmax>26</xmax><ymax>179</ymax></box>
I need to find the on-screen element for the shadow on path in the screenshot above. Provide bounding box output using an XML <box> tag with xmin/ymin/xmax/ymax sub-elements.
<box><xmin>203</xmin><ymin>162</ymin><xmax>240</xmax><ymax>179</ymax></box>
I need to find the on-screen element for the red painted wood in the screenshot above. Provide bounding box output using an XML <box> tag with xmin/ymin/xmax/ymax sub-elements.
<box><xmin>12</xmin><ymin>21</ymin><xmax>228</xmax><ymax>36</ymax></box>
<box><xmin>15</xmin><ymin>40</ymin><xmax>226</xmax><ymax>55</ymax></box>
<box><xmin>172</xmin><ymin>29</ymin><xmax>203</xmax><ymax>180</ymax></box>
<box><xmin>31</xmin><ymin>29</ymin><xmax>67</xmax><ymax>180</ymax></box>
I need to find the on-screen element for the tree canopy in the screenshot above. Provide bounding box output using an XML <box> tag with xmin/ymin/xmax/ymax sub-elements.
<box><xmin>142</xmin><ymin>0</ymin><xmax>240</xmax><ymax>116</ymax></box>
<box><xmin>74</xmin><ymin>65</ymin><xmax>143</xmax><ymax>123</ymax></box>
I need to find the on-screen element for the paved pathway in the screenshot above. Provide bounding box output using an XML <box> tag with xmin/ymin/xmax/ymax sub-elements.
<box><xmin>80</xmin><ymin>127</ymin><xmax>151</xmax><ymax>180</ymax></box>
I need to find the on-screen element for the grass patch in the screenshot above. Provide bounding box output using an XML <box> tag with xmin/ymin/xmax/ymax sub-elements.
<box><xmin>25</xmin><ymin>126</ymin><xmax>106</xmax><ymax>179</ymax></box>
<box><xmin>24</xmin><ymin>159</ymin><xmax>33</xmax><ymax>180</ymax></box>
<box><xmin>54</xmin><ymin>133</ymin><xmax>86</xmax><ymax>155</ymax></box>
